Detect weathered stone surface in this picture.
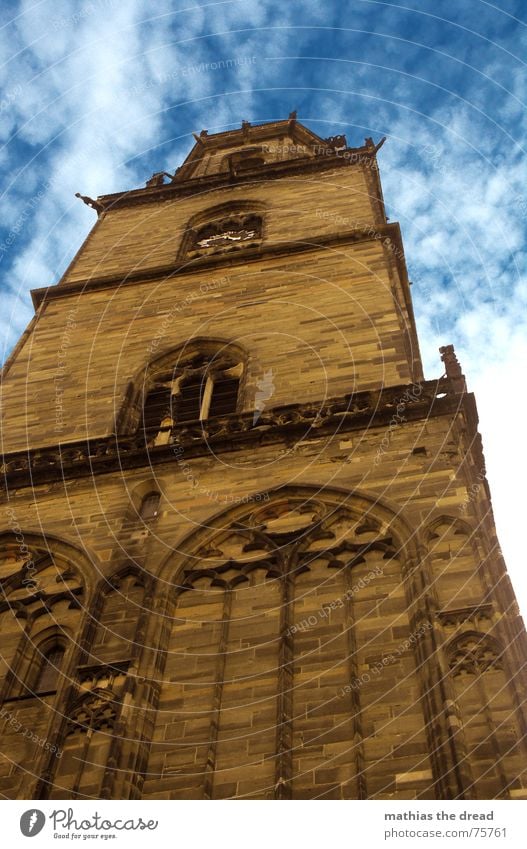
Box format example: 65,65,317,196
0,118,525,801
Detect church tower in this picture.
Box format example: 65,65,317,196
1,116,526,800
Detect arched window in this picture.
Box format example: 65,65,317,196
191,214,262,255
34,644,66,694
447,632,523,795
182,202,264,260
139,491,161,520
50,691,119,799
0,546,83,704
140,348,243,442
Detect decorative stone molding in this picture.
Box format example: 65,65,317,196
1,377,475,489
447,632,503,676
437,603,494,629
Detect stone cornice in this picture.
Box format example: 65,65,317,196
1,378,474,490
95,146,377,212
31,223,400,309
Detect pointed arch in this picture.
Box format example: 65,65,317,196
143,336,249,378
0,530,95,798
0,531,91,700
85,564,150,666
179,199,266,260
49,688,121,800
446,630,504,674
144,484,433,800
158,483,418,582
39,561,156,800
424,514,476,543
33,642,67,694
422,514,488,609
0,528,99,595
120,338,249,440
445,629,523,796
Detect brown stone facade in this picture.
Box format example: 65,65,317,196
1,118,526,800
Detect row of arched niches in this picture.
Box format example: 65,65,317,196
0,488,525,800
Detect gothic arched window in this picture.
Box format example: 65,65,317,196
447,632,523,796
0,546,83,703
182,202,264,260
50,690,119,799
142,493,424,801
140,348,243,442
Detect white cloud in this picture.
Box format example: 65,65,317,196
380,99,527,615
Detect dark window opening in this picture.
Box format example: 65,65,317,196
207,377,240,418
235,156,265,171
175,377,205,422
35,646,65,694
140,354,243,442
142,385,171,432
139,491,161,520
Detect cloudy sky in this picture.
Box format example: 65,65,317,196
1,0,526,610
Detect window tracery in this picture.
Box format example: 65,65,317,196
141,348,242,443
446,631,521,794
145,494,416,800
67,690,119,736
448,632,502,676
186,212,262,258
0,548,84,701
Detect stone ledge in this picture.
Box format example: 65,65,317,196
1,378,470,489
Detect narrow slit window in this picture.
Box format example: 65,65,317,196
35,646,65,694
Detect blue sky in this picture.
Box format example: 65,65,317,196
0,0,526,607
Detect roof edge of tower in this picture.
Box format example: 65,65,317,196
94,143,383,212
